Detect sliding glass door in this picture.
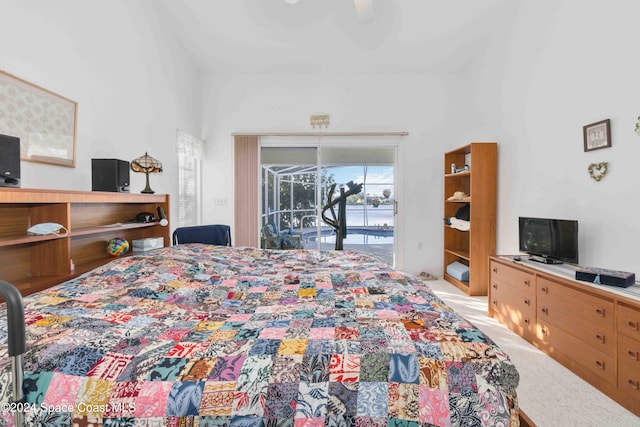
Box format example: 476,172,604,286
260,142,396,265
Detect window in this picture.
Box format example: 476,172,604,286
176,129,203,227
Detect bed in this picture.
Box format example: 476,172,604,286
0,244,520,426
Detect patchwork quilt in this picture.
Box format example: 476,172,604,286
0,245,519,426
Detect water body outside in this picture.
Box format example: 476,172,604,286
310,205,395,265
263,161,396,265
313,164,395,264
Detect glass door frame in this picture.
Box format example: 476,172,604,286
260,135,404,268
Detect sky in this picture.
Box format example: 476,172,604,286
328,165,394,198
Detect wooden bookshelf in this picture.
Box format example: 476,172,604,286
0,188,170,297
443,142,497,296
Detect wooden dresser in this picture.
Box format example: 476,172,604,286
489,255,640,416
0,188,170,297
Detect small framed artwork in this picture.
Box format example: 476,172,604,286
583,119,611,152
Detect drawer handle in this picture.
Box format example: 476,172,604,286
524,318,530,325
629,379,640,391
541,327,548,337
628,350,639,360
541,286,548,294
493,267,498,273
595,334,605,344
492,283,498,289
524,280,530,287
595,308,604,317
628,321,639,331
595,360,605,370
492,300,497,306
541,307,549,315
524,298,530,306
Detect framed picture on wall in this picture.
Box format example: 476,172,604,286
0,70,77,167
583,119,611,152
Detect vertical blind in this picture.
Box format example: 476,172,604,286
234,135,260,247
176,129,203,227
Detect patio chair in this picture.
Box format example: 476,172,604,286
261,222,302,249
172,224,232,246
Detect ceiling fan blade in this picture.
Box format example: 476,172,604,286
354,0,374,22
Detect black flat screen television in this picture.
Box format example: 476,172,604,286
519,217,579,264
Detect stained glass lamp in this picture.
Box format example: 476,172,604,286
130,152,162,194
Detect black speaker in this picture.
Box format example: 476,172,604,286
0,134,20,187
91,159,130,192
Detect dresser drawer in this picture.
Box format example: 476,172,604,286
490,279,536,340
618,303,640,341
537,282,615,355
490,260,534,295
538,276,614,329
538,321,615,385
618,333,640,399
537,307,615,356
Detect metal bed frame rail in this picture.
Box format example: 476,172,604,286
0,281,25,427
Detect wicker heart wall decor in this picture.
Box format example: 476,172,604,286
588,162,609,181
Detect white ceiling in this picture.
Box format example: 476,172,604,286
155,0,515,74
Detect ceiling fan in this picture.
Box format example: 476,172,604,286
353,0,374,22
284,0,374,22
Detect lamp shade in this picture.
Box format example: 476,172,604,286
131,152,162,194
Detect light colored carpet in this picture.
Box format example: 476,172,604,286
424,279,640,427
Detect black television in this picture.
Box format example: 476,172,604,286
518,217,579,264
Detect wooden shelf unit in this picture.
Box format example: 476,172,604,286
489,256,640,416
443,142,497,296
0,188,170,297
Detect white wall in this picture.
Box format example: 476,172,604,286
0,0,202,219
200,72,461,273
201,0,640,276
5,0,638,276
474,0,640,274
